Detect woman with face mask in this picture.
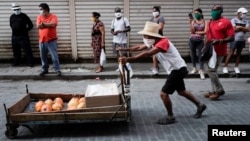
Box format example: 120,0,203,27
149,6,165,75
188,8,208,80
91,12,105,73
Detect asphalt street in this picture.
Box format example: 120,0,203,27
0,78,250,141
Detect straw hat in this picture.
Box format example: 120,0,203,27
11,3,21,10
138,22,163,38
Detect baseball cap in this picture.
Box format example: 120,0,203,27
237,7,248,13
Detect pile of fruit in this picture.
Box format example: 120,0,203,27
34,97,86,112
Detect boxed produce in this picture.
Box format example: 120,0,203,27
85,83,120,108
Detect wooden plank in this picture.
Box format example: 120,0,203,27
8,94,30,114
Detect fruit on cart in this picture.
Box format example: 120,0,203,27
35,100,44,112
44,98,54,106
67,97,79,107
77,102,86,109
54,97,64,105
79,97,86,103
52,102,63,111
41,104,52,112
67,105,77,110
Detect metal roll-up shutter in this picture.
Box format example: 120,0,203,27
0,0,71,61
200,0,250,55
129,0,193,56
75,0,123,59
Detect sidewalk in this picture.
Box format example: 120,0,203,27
0,62,249,80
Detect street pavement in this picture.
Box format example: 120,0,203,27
0,78,250,141
0,62,250,140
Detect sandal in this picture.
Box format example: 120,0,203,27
157,116,176,125
203,92,214,98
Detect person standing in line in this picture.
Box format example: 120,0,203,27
9,3,34,67
111,7,132,73
91,12,105,73
223,7,249,75
117,22,206,125
149,6,165,75
188,8,208,80
203,5,234,100
36,3,61,76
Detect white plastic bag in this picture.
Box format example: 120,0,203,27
208,46,217,69
100,48,106,66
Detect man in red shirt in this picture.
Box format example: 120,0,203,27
204,5,234,100
36,3,61,76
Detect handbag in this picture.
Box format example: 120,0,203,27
200,43,213,61
100,48,106,66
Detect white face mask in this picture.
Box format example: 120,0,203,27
152,11,160,17
241,13,247,19
115,12,122,18
14,9,21,15
143,38,155,48
39,10,44,15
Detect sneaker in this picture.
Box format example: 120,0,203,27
234,67,240,74
222,67,228,74
56,71,62,76
39,70,48,76
194,104,207,118
190,68,197,74
151,67,159,75
199,70,205,80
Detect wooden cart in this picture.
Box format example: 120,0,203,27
3,63,131,139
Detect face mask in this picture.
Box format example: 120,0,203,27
90,17,96,23
39,10,44,15
115,12,122,18
241,13,247,19
143,38,155,48
152,11,160,17
194,13,201,20
14,9,21,15
211,10,221,20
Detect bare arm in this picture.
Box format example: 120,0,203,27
118,44,148,52
120,47,161,63
235,26,250,32
189,20,195,34
195,20,208,35
99,25,105,48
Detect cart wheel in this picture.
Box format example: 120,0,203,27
5,128,18,139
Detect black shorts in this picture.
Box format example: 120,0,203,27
161,67,188,94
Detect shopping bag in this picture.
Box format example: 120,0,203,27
208,46,217,69
100,48,106,66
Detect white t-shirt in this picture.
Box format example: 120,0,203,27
148,38,187,74
111,17,130,44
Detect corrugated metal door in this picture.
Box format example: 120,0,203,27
75,0,123,59
129,0,194,56
0,0,71,60
199,0,250,55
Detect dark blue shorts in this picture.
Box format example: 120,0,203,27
161,67,188,94
230,41,246,50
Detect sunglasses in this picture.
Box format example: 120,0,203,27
13,9,20,11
